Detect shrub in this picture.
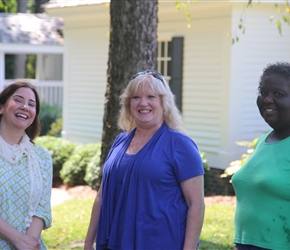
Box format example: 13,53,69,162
39,103,62,136
84,148,208,190
84,144,102,189
34,136,78,180
83,149,209,190
60,143,100,186
35,135,209,190
200,151,210,172
199,150,211,194
220,138,258,181
47,117,62,137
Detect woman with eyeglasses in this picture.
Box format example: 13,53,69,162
0,81,52,250
85,71,205,250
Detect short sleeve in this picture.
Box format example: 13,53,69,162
172,134,204,182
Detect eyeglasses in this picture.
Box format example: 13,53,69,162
131,70,164,85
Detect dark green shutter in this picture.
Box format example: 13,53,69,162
169,37,183,112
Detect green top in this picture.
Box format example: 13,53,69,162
232,132,290,249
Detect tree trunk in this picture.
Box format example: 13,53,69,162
34,0,48,13
100,0,158,167
17,0,27,12
14,54,26,78
14,0,28,79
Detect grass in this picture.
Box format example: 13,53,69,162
199,204,235,250
43,198,235,250
42,198,94,250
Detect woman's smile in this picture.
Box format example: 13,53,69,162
139,109,151,113
131,86,164,129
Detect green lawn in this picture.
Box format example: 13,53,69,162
200,204,235,250
43,198,235,250
42,198,93,250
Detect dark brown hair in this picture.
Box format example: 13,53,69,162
0,81,41,141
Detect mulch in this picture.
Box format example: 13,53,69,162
204,195,236,206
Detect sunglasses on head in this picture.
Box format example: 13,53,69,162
131,70,164,85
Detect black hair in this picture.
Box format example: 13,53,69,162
260,62,290,84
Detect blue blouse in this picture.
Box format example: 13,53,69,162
97,123,204,250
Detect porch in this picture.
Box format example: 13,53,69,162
3,79,63,108
0,13,64,108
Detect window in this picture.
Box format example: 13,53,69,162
157,37,183,111
157,41,172,83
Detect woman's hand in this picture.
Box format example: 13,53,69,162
13,234,39,250
84,185,102,250
181,175,205,250
0,217,39,250
84,241,95,250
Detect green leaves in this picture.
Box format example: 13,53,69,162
175,0,197,28
220,138,258,180
60,143,101,186
270,2,290,36
232,0,290,44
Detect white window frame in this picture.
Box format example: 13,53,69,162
157,40,171,83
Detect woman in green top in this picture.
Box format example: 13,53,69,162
232,62,290,250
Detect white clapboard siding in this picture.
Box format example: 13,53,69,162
46,1,290,169
236,5,290,142
183,18,229,168
62,26,108,144
227,4,290,169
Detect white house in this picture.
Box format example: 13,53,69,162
0,13,64,106
44,0,290,170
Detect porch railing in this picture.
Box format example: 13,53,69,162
4,80,63,108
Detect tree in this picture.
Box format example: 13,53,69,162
14,0,28,79
231,0,290,44
17,0,27,12
34,0,48,13
100,0,290,168
100,0,158,167
0,0,16,12
0,0,48,13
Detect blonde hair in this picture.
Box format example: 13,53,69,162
118,73,185,132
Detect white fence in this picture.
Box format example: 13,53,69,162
4,80,63,108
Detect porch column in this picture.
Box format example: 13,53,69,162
36,54,43,80
0,51,5,91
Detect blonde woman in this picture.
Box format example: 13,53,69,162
85,71,205,250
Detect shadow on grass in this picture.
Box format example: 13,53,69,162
199,240,233,250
